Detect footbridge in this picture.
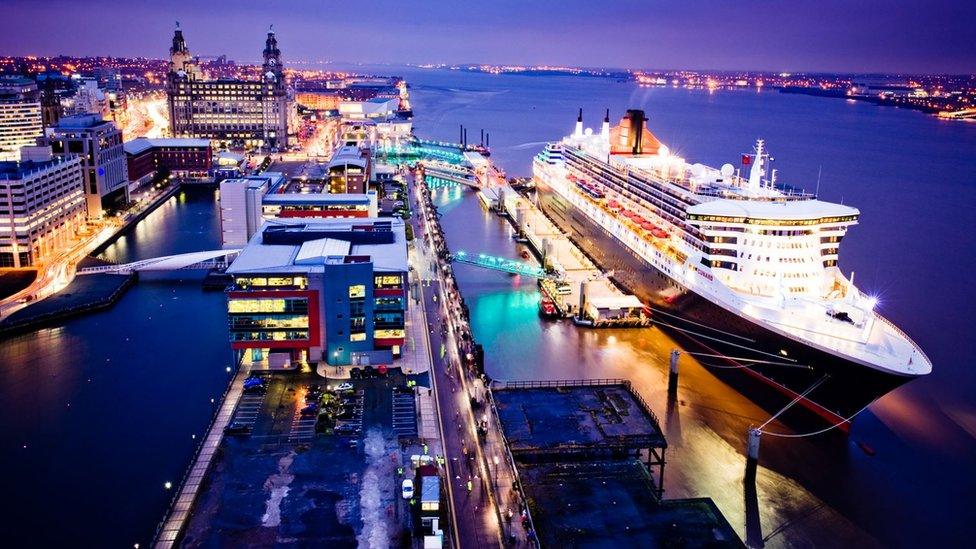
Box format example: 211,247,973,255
450,251,561,280
77,249,241,275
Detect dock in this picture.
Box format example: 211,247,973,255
480,187,647,326
491,379,742,548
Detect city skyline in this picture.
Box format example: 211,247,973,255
2,0,974,74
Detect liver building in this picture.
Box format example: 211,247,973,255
166,24,289,150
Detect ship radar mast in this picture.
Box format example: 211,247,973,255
574,108,584,138
747,138,767,192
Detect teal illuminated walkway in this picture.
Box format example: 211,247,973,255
451,251,558,280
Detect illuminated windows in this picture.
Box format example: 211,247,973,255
348,284,366,298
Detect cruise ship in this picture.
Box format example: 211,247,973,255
532,109,932,423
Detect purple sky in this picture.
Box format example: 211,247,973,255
2,0,973,73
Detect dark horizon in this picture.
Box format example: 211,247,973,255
1,0,973,75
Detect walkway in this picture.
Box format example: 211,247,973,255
154,365,250,548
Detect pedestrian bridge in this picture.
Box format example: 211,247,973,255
77,249,242,275
450,251,560,280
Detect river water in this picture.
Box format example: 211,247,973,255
0,67,973,546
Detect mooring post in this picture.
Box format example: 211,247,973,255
668,349,680,395
747,427,761,462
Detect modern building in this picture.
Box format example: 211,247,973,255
40,113,130,218
0,146,86,267
327,145,371,193
219,171,378,248
0,77,43,162
166,24,289,150
124,137,212,185
225,218,408,367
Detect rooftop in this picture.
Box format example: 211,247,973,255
519,460,742,548
54,113,111,129
227,218,407,275
0,156,75,180
493,380,666,455
123,137,211,155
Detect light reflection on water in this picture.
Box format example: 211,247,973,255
432,185,883,546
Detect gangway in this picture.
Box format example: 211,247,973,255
77,249,242,275
450,251,561,280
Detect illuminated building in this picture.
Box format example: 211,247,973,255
0,146,86,267
40,113,129,218
124,137,212,186
226,218,408,367
166,24,289,150
0,76,43,162
219,171,378,248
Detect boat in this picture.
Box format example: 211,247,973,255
531,108,932,424
539,296,560,319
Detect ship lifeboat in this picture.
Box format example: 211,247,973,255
651,228,668,239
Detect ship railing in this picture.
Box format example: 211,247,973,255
873,313,933,367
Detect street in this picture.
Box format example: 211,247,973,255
408,168,535,548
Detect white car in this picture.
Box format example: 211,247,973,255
401,478,414,500
336,382,354,391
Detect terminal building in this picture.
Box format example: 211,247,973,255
0,146,86,267
225,218,408,368
39,113,129,218
124,137,213,186
0,77,43,162
219,171,378,248
166,25,289,151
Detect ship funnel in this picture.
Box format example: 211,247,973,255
600,108,610,139
574,108,584,137
625,109,647,154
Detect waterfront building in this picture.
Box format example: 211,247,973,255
40,113,129,218
220,171,378,248
226,217,408,367
327,145,371,193
0,77,43,162
64,76,127,129
338,97,400,120
124,137,212,186
0,146,86,267
166,25,289,151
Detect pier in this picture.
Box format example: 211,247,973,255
479,185,647,326
491,379,741,548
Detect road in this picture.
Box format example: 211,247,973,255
409,169,535,548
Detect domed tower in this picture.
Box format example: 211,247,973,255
262,25,283,87
168,22,197,81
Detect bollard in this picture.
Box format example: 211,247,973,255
667,349,680,395
747,427,761,462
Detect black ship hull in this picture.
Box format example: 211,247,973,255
534,181,912,425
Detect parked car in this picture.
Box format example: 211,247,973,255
244,384,267,395
224,422,252,435
243,377,265,390
350,368,362,380
401,479,414,500
335,382,354,391
300,403,318,416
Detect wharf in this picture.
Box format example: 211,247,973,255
491,379,742,548
481,187,646,325
154,365,250,547
0,271,134,335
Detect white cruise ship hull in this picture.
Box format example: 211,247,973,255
534,178,910,425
